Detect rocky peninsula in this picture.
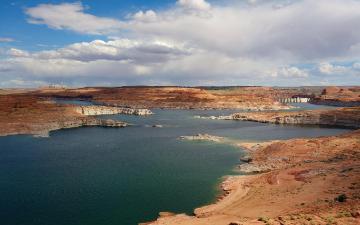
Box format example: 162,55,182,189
75,105,153,116
310,86,360,107
31,118,128,137
147,130,360,225
197,107,360,129
0,94,150,137
146,99,360,224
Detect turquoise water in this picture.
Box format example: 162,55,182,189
0,105,350,225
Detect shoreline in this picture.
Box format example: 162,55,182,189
0,95,151,137
148,130,360,225
196,107,360,129
1,89,359,224
53,97,293,111
0,117,129,138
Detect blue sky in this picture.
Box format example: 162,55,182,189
0,0,359,87
0,0,175,50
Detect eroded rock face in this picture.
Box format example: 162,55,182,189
75,105,153,116
147,130,360,225
230,107,360,128
21,118,128,137
0,95,129,136
34,86,295,111
311,86,360,106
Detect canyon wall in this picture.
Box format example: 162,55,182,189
34,87,293,110
30,118,128,137
0,95,130,137
75,106,153,116
310,86,360,107
230,107,360,128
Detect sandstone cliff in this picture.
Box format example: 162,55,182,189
31,118,128,137
34,86,293,110
75,105,153,116
311,86,360,106
230,107,360,128
0,95,129,137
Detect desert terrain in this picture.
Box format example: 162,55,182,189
0,94,151,137
311,86,360,106
230,107,360,129
32,86,295,110
1,86,359,225
147,130,360,225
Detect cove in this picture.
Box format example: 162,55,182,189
0,106,350,225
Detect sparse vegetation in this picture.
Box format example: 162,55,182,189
258,216,270,224
325,216,335,225
334,194,347,202
335,210,352,218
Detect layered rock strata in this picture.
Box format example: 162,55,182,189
230,107,360,128
311,86,360,107
31,118,127,137
34,86,293,111
75,105,153,116
0,95,130,137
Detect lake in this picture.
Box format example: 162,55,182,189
0,103,349,225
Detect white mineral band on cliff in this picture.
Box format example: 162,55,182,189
75,106,153,116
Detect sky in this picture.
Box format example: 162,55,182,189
0,0,359,87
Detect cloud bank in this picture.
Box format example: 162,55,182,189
1,0,359,87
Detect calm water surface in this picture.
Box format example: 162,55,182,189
0,103,350,225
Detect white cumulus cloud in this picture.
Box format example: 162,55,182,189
318,62,348,75
132,10,158,22
1,0,359,87
25,2,123,35
269,66,308,78
177,0,211,11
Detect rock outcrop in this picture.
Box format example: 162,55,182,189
147,130,360,225
75,105,153,116
230,107,360,128
34,86,294,111
32,118,128,137
0,95,129,137
311,86,360,106
179,133,224,142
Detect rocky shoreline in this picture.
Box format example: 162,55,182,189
1,87,359,225
231,107,360,128
1,116,128,137
309,86,360,107
31,118,128,137
147,130,360,225
197,107,360,129
34,86,295,111
310,99,360,107
0,95,149,137
75,105,153,116
147,105,360,225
